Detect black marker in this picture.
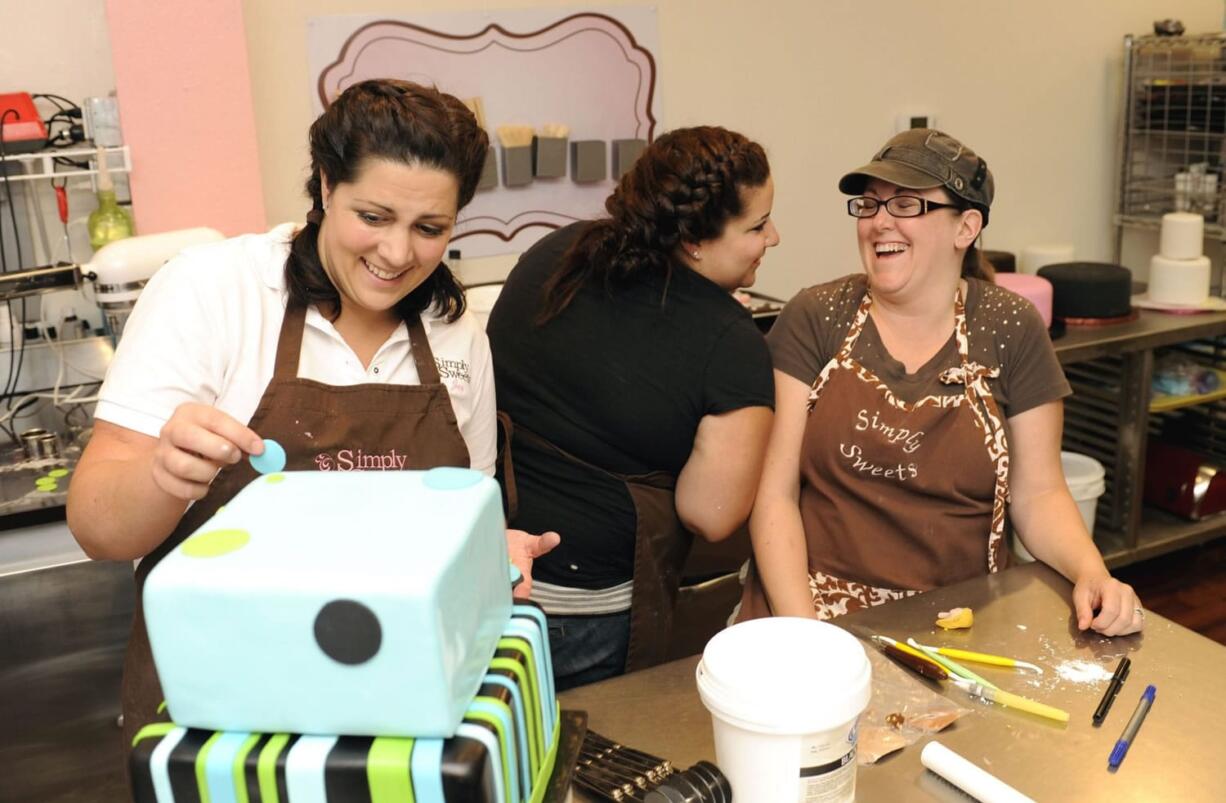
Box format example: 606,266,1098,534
1092,656,1131,725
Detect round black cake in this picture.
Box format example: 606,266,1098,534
983,249,1016,273
1037,262,1133,320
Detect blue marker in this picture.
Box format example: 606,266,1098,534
248,438,286,475
1108,684,1155,771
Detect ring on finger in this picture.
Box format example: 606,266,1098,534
1134,606,1145,619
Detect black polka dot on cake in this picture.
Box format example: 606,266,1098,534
314,599,382,665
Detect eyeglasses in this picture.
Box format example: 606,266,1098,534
847,195,962,218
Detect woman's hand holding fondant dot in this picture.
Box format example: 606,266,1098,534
249,438,287,475
153,403,264,501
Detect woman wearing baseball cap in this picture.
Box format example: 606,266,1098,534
740,128,1143,636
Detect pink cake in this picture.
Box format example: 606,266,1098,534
994,273,1053,327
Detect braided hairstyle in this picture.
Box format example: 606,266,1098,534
286,79,490,322
538,126,770,322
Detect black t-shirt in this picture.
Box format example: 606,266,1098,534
487,223,774,588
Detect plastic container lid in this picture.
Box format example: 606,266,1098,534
697,617,871,735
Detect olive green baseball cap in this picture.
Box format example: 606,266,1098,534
838,128,994,225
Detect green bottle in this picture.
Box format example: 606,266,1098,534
88,147,134,250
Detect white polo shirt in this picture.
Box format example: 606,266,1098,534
95,223,497,475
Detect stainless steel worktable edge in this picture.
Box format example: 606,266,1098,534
559,563,1226,802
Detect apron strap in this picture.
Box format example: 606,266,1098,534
497,411,519,521
951,286,1011,573
837,288,874,360
272,299,309,382
406,315,442,384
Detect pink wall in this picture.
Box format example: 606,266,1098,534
105,0,266,237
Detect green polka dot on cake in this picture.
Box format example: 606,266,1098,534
182,528,250,558
36,482,58,493
264,473,286,484
48,469,69,478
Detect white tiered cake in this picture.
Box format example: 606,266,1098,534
1147,212,1211,306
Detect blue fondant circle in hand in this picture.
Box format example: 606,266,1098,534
423,466,483,490
249,438,287,475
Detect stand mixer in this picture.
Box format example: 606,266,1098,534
0,227,224,336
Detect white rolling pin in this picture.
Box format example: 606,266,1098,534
920,741,1035,803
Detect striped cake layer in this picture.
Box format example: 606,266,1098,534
132,604,558,803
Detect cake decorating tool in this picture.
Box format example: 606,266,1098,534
872,634,944,667
948,677,1070,723
908,638,1000,691
248,438,286,474
869,635,948,679
910,642,1044,674
879,642,950,681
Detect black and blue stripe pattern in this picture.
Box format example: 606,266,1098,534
131,603,559,803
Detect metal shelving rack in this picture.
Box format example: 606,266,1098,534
1054,314,1226,568
0,144,130,186
1114,32,1226,258
1073,31,1226,568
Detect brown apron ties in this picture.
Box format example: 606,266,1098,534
120,299,471,754
500,423,692,673
740,286,1010,621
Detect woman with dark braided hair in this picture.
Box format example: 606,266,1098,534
487,126,780,688
69,79,557,753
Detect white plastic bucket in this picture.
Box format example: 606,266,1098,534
696,617,871,803
1013,451,1106,562
1063,451,1106,530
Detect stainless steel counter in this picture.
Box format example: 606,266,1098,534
559,563,1226,802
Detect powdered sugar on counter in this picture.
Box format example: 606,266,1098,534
1005,633,1127,693
1054,659,1114,684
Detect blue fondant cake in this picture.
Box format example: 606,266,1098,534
143,468,513,738
131,606,561,803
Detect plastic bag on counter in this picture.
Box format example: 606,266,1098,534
1152,353,1220,398
856,645,971,764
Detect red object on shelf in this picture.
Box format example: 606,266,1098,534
54,185,68,223
1144,439,1226,520
0,92,48,154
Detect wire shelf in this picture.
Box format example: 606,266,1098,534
0,145,130,185
1117,33,1226,228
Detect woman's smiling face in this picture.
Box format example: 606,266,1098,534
318,157,460,323
690,176,781,291
856,178,973,298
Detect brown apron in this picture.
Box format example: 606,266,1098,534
740,286,1010,620
499,419,692,673
120,299,471,754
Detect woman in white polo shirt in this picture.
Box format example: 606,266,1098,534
66,79,556,754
